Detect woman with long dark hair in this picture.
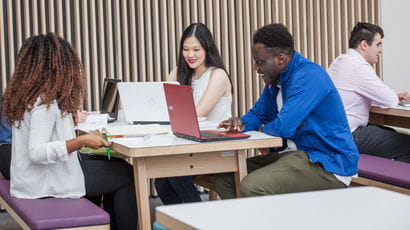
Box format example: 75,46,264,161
3,33,137,230
155,23,232,204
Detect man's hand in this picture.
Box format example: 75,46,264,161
258,148,270,155
217,117,246,132
397,92,410,101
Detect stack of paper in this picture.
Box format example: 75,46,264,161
75,113,108,132
103,124,171,136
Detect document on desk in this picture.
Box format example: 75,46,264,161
110,137,146,148
108,124,171,148
104,124,171,136
75,113,108,132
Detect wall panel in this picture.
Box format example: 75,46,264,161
1,0,381,114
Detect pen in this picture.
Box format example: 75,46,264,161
103,132,111,160
107,134,145,138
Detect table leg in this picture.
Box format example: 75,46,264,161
234,149,248,198
132,158,151,230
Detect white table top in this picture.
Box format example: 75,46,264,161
77,119,279,150
110,130,276,149
110,130,281,158
397,105,410,111
156,187,410,230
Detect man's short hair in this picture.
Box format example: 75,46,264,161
253,23,294,56
349,22,384,48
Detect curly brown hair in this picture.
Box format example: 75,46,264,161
3,33,85,127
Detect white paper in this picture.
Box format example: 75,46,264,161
103,124,171,136
75,113,108,132
111,137,145,148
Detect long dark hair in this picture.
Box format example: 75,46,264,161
176,23,229,85
3,33,85,127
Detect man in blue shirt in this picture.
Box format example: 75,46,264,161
0,112,12,179
215,23,359,198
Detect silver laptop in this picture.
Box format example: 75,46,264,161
117,82,179,124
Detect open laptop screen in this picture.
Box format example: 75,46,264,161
164,83,250,142
101,78,121,121
117,82,179,124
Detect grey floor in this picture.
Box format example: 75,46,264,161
0,194,210,230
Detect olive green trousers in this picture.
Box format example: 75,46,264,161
215,150,346,199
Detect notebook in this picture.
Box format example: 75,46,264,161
101,78,121,122
163,83,250,142
117,82,179,124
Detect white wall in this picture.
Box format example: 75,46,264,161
381,0,410,93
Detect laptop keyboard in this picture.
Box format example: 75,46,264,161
200,131,225,138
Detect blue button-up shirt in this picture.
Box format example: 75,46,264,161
241,51,358,176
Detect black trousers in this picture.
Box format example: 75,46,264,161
0,144,11,179
353,124,410,163
80,155,137,230
155,176,201,205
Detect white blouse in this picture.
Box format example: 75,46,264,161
10,98,85,199
191,67,232,122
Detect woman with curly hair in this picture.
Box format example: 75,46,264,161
3,33,137,230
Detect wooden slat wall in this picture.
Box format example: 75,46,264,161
0,0,381,115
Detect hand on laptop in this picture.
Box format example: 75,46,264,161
397,92,410,101
218,117,246,132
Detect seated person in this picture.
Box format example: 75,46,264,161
0,104,12,179
2,33,137,230
155,23,232,204
0,107,88,180
215,23,359,199
328,22,410,163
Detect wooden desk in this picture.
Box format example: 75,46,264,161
369,106,410,128
111,131,282,230
156,187,410,230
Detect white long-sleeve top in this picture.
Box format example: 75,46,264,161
328,49,398,132
10,98,85,199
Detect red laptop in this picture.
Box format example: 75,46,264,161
163,83,250,142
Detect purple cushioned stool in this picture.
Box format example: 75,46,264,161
352,154,410,195
0,178,110,230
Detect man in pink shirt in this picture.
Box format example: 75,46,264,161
328,22,410,163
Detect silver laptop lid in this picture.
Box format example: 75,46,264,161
117,82,179,124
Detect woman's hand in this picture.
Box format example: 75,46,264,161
397,92,410,101
82,132,110,149
258,148,270,155
75,110,90,123
66,132,110,153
